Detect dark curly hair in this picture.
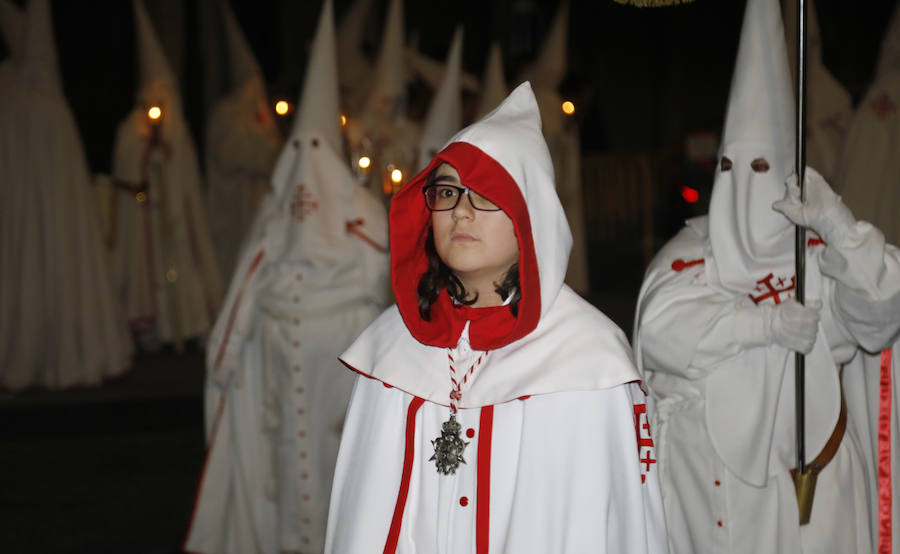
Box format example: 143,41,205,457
416,170,521,321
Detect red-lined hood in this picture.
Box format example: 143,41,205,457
389,82,572,351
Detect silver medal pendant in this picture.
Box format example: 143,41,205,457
430,414,468,475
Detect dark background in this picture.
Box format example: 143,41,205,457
1,0,898,551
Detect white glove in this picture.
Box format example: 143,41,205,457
762,298,822,354
772,167,856,245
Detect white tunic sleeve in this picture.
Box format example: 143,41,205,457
818,220,900,352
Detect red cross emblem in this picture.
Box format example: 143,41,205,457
748,273,795,305
290,185,319,222
633,403,656,484
870,92,896,121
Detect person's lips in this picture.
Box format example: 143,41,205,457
451,232,478,242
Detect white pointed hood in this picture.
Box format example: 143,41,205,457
783,0,852,180
707,0,796,297
416,27,463,171
475,42,507,119
876,3,900,79
364,0,406,118
336,0,373,110
340,81,639,408
519,1,568,91
20,0,61,93
271,0,342,198
133,0,180,109
221,1,263,88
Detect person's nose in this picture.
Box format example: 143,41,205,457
451,191,475,221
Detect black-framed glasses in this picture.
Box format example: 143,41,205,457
422,184,502,212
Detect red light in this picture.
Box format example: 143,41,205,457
681,186,699,203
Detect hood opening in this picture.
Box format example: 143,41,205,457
389,141,540,351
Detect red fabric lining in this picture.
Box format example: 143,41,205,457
383,397,425,554
213,249,265,368
182,393,227,552
388,142,540,351
878,348,893,554
476,406,494,554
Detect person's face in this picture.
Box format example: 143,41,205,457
430,163,519,288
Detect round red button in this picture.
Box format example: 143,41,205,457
717,520,723,527
466,428,475,438
459,496,469,507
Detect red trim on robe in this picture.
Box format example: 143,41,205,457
383,397,425,554
878,348,893,554
671,258,705,272
183,393,227,553
477,406,494,554
346,219,388,253
213,249,265,369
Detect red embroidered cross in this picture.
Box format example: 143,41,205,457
871,93,896,121
748,273,795,305
290,185,319,221
633,404,656,484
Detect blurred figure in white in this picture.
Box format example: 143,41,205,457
783,0,853,182
111,0,223,351
205,1,282,281
519,1,589,294
0,0,132,391
344,0,419,197
336,0,374,116
185,1,390,552
834,6,900,553
833,5,900,247
415,27,463,171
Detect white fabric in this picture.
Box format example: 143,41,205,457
0,0,23,88
634,213,900,553
327,82,668,553
205,15,282,281
0,0,132,391
336,0,373,114
111,0,222,345
416,27,463,171
832,6,900,247
185,2,391,551
327,378,668,554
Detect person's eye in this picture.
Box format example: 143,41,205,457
438,187,457,199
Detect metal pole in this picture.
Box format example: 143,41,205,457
794,0,808,477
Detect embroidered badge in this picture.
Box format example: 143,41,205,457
870,92,896,121
748,272,795,305
290,185,319,222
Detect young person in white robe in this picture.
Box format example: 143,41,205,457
324,81,668,554
111,0,223,349
205,2,282,281
0,0,132,391
632,0,900,552
184,2,390,552
832,6,900,552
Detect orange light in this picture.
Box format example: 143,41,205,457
680,186,699,203
147,106,162,120
390,168,403,183
340,114,347,127
561,101,575,115
275,100,290,115
358,156,371,169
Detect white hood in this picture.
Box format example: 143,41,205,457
363,0,406,118
221,0,263,89
416,26,463,171
475,42,507,119
707,0,796,297
340,81,638,407
20,0,61,94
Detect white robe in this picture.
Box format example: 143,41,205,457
327,375,666,553
635,216,900,554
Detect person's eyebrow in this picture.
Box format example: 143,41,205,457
432,174,460,185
